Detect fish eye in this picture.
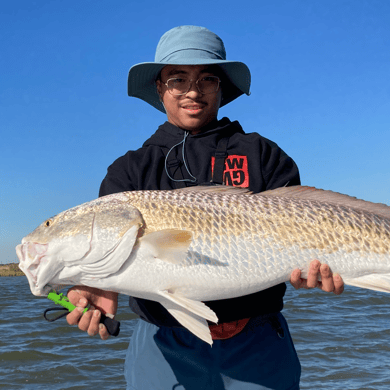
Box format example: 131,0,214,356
44,219,53,227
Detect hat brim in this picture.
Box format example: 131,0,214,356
127,59,251,113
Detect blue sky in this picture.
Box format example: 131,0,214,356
1,0,389,264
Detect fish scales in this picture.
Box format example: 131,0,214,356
125,190,389,256
16,185,390,344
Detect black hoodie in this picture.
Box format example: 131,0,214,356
99,117,301,327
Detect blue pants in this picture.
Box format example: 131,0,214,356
125,313,301,390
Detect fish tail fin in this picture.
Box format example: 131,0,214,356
344,274,390,293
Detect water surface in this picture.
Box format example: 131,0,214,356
1,277,389,389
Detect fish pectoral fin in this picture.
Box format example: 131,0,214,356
344,274,390,293
138,229,192,264
158,291,218,346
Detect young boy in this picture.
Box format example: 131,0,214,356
67,25,344,389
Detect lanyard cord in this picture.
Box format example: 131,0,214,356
164,131,197,183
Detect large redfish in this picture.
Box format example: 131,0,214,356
16,186,390,345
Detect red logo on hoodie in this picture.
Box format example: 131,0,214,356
211,155,249,187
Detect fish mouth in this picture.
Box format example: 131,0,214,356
16,241,50,296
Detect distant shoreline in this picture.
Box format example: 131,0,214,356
0,263,24,277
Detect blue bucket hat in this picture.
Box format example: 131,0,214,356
128,25,251,113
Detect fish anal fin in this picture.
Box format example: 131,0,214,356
138,229,192,264
344,274,390,293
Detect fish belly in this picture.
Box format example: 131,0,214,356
99,232,389,303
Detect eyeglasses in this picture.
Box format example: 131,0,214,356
163,76,221,95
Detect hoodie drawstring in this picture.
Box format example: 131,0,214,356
164,131,197,184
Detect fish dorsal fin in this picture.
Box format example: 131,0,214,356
138,229,192,264
175,185,252,195
258,185,390,220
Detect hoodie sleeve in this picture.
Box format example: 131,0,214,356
260,137,301,191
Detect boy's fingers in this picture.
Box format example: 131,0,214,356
306,260,321,288
99,323,110,340
290,268,303,289
77,305,95,332
319,264,334,292
333,274,345,295
66,298,88,326
85,309,101,336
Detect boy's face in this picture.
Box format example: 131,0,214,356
156,65,222,134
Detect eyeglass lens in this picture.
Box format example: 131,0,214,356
167,77,220,95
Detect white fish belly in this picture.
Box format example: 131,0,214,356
120,234,390,302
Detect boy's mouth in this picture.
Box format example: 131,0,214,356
182,104,205,113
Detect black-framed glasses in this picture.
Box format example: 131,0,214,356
163,76,221,95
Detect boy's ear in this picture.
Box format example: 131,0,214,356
156,80,162,100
